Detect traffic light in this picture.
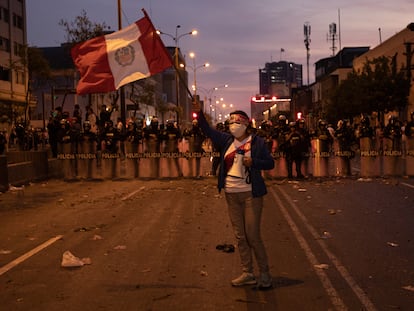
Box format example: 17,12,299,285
192,112,198,119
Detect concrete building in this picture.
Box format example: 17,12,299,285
353,23,414,119
0,0,33,129
259,61,302,96
311,47,369,120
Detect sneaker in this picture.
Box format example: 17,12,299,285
256,273,273,290
231,272,257,286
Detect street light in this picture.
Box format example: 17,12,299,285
218,102,233,122
197,84,229,120
157,26,197,124
180,52,209,110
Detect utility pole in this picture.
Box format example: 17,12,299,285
304,22,311,86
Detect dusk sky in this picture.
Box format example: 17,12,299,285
26,0,414,115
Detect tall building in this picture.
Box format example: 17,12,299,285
259,61,303,96
0,0,32,126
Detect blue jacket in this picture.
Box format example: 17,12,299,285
198,111,274,197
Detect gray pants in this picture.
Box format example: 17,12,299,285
225,192,270,274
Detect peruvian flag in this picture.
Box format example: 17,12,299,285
71,9,173,95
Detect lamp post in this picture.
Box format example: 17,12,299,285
197,85,228,120
157,26,197,124
182,52,209,111
217,101,233,122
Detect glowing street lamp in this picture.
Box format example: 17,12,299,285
157,25,197,123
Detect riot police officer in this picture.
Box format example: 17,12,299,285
335,120,355,153
297,118,310,176
404,112,414,138
334,119,355,176
100,120,119,154
161,120,183,177
257,120,274,152
273,115,289,153
183,119,205,178
144,117,161,177
125,118,144,178
312,119,333,145
285,122,304,179
383,115,402,151
358,114,374,138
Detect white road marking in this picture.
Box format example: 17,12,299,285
269,188,348,311
121,186,146,201
401,182,414,189
0,235,63,276
272,186,378,311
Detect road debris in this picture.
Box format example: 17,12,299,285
402,285,414,292
114,245,127,250
91,234,103,240
216,244,235,253
314,264,329,269
61,250,91,268
321,231,332,239
387,242,399,247
200,270,208,276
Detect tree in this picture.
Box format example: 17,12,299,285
58,9,111,44
330,56,410,122
27,46,51,86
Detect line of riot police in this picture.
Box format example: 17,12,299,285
254,112,414,178
53,111,209,180
44,105,414,179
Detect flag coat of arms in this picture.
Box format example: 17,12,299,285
71,10,172,94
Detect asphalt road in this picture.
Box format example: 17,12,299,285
0,176,414,310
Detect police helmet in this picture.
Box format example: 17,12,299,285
297,118,306,125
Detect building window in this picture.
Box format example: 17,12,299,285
0,67,11,81
13,13,23,29
15,70,25,84
0,7,9,23
0,36,11,52
13,42,24,56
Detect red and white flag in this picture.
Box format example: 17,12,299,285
71,10,172,95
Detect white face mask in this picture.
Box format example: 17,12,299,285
229,123,247,139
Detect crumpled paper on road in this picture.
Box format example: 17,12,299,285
61,250,91,268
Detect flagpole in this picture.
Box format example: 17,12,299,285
117,0,126,127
